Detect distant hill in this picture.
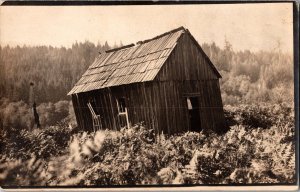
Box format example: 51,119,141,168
0,40,293,105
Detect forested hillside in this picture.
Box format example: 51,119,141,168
0,41,293,104
0,40,293,105
201,41,293,105
0,41,114,103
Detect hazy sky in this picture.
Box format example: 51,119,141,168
0,3,293,53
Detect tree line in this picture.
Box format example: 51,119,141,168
0,41,114,103
0,40,294,105
201,41,293,105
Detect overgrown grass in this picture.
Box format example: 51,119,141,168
0,103,296,186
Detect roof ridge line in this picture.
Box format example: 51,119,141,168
104,26,186,53
105,43,135,53
137,26,186,44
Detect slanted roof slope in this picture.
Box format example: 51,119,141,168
68,26,221,95
68,27,186,95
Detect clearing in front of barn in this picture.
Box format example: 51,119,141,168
0,103,296,186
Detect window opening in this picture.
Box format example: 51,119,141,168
117,98,126,114
87,99,102,132
116,97,129,128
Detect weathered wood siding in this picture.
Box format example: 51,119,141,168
156,32,219,81
72,83,159,133
72,80,225,134
153,31,225,133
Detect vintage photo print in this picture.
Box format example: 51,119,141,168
0,1,298,191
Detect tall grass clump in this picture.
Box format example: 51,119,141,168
0,103,295,186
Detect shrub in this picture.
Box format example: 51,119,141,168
0,103,295,186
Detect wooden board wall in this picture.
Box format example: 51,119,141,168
156,32,219,81
72,79,225,134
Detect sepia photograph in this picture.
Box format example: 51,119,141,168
0,1,298,190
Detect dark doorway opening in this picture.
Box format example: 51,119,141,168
186,97,202,132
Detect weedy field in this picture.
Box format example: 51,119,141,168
0,103,296,186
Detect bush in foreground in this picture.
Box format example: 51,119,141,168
0,103,296,186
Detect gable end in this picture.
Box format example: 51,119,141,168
155,30,222,81
186,29,222,78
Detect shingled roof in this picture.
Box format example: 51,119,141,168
68,27,220,95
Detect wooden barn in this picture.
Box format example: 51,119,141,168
68,27,225,134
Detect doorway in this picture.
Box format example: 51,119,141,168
186,97,202,132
